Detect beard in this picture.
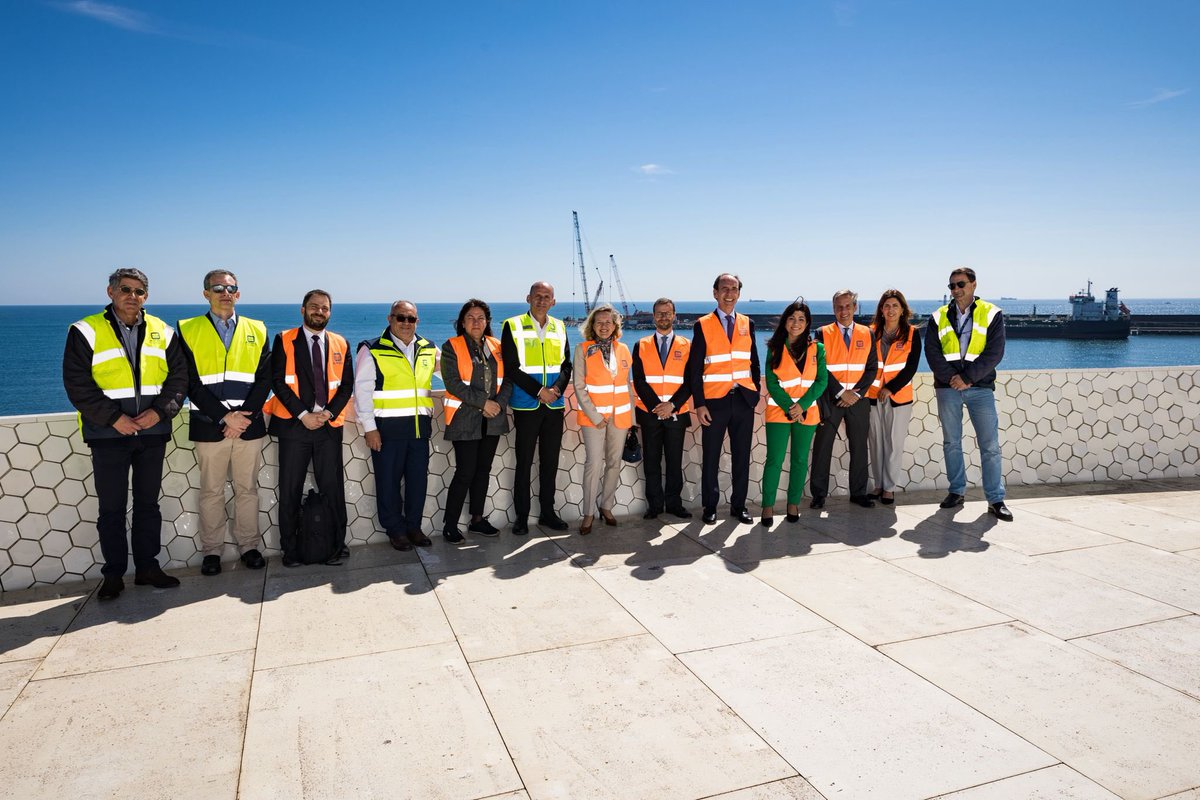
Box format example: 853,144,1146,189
304,312,329,331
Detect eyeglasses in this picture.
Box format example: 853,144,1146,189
393,314,418,323
947,280,971,290
207,284,238,294
118,285,147,297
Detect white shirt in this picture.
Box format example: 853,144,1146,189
353,332,439,433
301,325,327,413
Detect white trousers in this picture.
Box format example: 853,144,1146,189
581,424,625,515
868,402,913,492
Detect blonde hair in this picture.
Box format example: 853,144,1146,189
580,303,623,341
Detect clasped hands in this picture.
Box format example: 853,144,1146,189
112,409,162,435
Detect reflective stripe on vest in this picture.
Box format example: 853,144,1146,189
935,299,999,363
72,311,172,406
764,344,821,425
503,313,567,410
178,315,266,411
577,340,633,429
368,335,436,435
443,335,504,426
264,328,349,427
866,326,916,404
821,322,872,387
634,334,692,414
699,312,754,398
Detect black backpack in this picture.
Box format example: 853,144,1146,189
298,489,340,564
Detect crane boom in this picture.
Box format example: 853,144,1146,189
592,279,604,309
573,211,591,313
609,254,636,318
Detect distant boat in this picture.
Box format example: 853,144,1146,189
747,299,766,303
1001,296,1018,300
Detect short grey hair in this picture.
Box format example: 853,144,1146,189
832,288,858,305
203,269,237,289
109,268,148,292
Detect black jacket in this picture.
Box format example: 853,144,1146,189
179,314,272,442
267,328,355,439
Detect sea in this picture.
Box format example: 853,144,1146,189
5,298,1200,417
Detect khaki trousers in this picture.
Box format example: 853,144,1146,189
195,437,264,556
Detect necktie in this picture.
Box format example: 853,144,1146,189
724,314,734,341
842,326,851,348
311,334,326,405
658,334,670,365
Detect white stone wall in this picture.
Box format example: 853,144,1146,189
2,366,1198,592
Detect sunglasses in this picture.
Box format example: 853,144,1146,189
207,284,238,294
393,314,418,323
117,285,147,297
947,280,971,290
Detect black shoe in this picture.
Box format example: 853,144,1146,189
97,575,124,600
786,513,800,523
733,509,754,525
537,514,570,531
201,555,221,576
809,497,825,510
337,545,350,559
443,527,466,544
880,495,895,506
760,516,774,529
643,509,660,520
702,508,717,525
512,521,529,536
666,506,693,519
467,519,500,537
406,529,432,548
939,493,965,509
388,534,413,552
240,549,266,570
281,555,302,568
850,495,876,509
988,502,1014,522
134,565,180,589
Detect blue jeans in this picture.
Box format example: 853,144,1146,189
935,387,1005,503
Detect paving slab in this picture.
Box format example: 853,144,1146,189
555,520,715,569
681,519,849,568
908,504,1121,556
749,549,1009,645
472,634,794,800
707,777,827,799
930,764,1121,799
815,506,992,560
881,622,1200,800
1114,489,1200,518
265,540,420,579
416,530,571,576
893,544,1183,639
585,554,829,654
1179,547,1200,562
256,562,452,670
0,650,252,799
36,569,263,678
0,585,87,662
1074,615,1200,700
681,627,1054,800
1023,497,1200,552
242,642,521,800
0,658,38,717
433,558,645,662
1039,542,1200,613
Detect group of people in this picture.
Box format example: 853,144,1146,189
63,267,1012,601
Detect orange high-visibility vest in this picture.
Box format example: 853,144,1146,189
442,335,504,426
577,340,633,430
264,328,349,427
699,312,754,398
820,322,872,390
866,326,916,405
634,334,691,414
764,344,821,425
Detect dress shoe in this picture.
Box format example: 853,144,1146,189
733,509,754,525
850,495,876,509
580,516,594,535
443,527,466,544
939,493,965,509
467,519,500,537
600,509,618,526
988,502,1014,522
760,516,774,529
643,509,660,520
538,514,570,531
512,521,529,536
666,506,693,519
337,545,350,559
786,513,801,523
281,555,302,568
201,555,221,576
240,549,266,570
134,565,180,589
809,497,825,510
880,493,895,506
406,529,433,548
702,508,717,525
97,575,124,600
388,534,413,552
786,504,800,523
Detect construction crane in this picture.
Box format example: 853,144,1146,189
572,211,592,313
609,254,638,319
591,279,604,310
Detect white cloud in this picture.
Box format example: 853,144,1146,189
636,164,673,176
1128,88,1189,108
58,1,159,34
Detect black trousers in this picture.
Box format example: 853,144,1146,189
699,393,754,513
512,406,564,520
277,430,347,559
91,435,168,576
636,408,687,512
445,435,500,527
809,399,871,499
372,436,429,535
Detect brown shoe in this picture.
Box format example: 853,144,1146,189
580,515,594,535
600,509,618,526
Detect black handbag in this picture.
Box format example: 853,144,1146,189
622,426,643,464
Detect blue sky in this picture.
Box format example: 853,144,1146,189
2,0,1197,305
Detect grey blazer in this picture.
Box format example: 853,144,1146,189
441,336,513,441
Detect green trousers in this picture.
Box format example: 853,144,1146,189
762,421,817,508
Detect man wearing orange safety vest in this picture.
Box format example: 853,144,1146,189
632,297,693,520
266,289,355,566
810,289,878,509
686,274,762,525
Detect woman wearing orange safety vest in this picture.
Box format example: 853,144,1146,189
440,299,513,543
572,304,634,535
866,289,922,505
761,299,828,528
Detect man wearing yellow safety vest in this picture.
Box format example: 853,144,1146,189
178,270,272,576
924,267,1013,522
354,300,440,551
500,281,573,535
63,268,188,601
